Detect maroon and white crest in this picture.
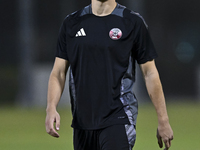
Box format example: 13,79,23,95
109,28,122,40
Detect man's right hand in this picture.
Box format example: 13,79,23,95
45,108,60,138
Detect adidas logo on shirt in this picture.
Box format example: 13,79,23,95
76,28,86,37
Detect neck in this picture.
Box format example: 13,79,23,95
91,0,117,16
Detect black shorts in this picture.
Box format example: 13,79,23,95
73,124,136,150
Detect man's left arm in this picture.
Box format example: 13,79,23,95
140,60,173,150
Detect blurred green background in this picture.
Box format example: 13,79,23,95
1,0,200,149
1,102,200,150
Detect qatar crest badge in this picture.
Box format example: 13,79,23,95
109,28,122,40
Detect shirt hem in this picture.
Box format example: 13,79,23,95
71,120,133,130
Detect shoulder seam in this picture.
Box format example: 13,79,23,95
123,9,148,28
130,11,148,28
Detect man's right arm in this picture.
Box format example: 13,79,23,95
45,57,69,138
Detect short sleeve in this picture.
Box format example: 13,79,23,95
132,17,158,64
55,19,69,60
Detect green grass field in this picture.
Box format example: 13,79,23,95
0,102,199,150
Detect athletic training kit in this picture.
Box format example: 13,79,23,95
56,3,157,150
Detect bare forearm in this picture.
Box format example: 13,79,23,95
141,61,173,149
145,71,169,124
47,72,66,111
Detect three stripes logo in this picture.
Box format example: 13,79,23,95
76,28,86,37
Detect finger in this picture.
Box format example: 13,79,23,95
164,140,170,150
46,118,60,138
48,128,60,138
157,130,163,148
170,136,174,140
55,116,60,131
164,146,168,150
169,139,171,147
157,136,163,148
168,137,173,148
45,118,53,133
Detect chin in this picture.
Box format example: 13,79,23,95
97,0,108,2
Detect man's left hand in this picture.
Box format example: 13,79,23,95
157,123,173,150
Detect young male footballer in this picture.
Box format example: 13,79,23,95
45,0,174,149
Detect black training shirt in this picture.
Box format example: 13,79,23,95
56,4,157,130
